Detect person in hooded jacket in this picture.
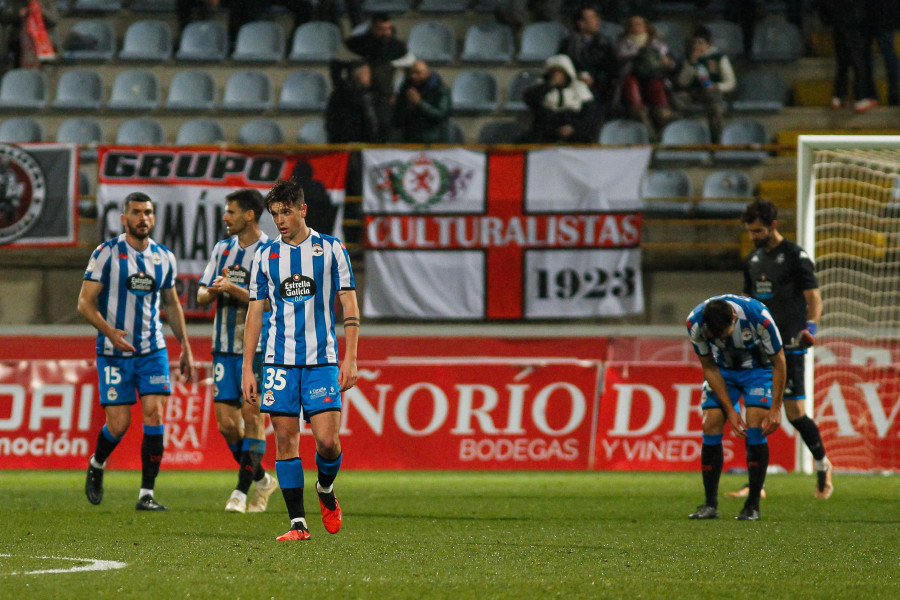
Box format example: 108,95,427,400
523,53,599,144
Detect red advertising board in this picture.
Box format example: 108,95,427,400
595,363,797,472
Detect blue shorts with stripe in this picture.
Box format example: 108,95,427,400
701,367,774,411
97,348,171,406
259,365,341,422
212,353,263,406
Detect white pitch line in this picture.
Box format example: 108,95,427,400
0,554,127,575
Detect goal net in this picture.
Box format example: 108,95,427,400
797,136,900,473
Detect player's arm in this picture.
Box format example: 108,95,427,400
77,279,136,352
762,349,786,435
161,287,194,383
338,289,359,392
242,299,265,405
196,284,219,307
797,288,823,347
698,353,747,438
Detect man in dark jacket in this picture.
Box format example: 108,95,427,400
392,60,451,144
866,0,900,105
557,6,618,118
345,12,411,142
325,61,379,143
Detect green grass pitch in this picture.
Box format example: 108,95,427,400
1,470,898,599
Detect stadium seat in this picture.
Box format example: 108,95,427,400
702,169,753,198
221,70,273,111
448,120,466,143
407,21,456,64
516,21,569,63
165,70,217,110
477,120,524,144
62,19,116,61
238,119,285,144
73,0,122,10
0,69,48,109
107,69,160,110
652,21,686,61
751,20,803,62
599,119,651,145
56,117,104,145
289,21,342,62
176,119,225,145
418,0,470,11
116,118,165,145
79,169,92,196
361,0,411,13
460,23,515,63
52,69,104,110
654,119,712,165
715,119,769,164
504,70,539,112
278,70,329,111
175,20,228,61
0,118,43,143
451,70,499,112
118,20,173,62
473,0,503,11
705,20,744,58
641,169,694,217
731,70,786,113
231,21,286,62
298,118,327,144
130,0,177,10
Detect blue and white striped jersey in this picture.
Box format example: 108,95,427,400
200,233,270,355
84,234,177,357
686,294,783,370
249,229,355,367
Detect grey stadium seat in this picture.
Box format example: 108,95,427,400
116,118,165,145
165,70,217,111
221,70,273,111
57,117,104,144
62,19,116,61
73,0,122,10
176,119,225,145
278,70,329,111
731,70,786,113
107,69,160,110
0,118,43,143
516,21,569,63
52,69,104,110
451,70,499,112
702,169,753,198
715,119,769,164
361,0,411,13
654,118,712,165
460,22,515,63
298,118,327,144
418,0,470,11
641,169,693,217
599,119,651,145
289,21,342,62
232,21,286,62
751,20,803,62
705,20,744,58
239,119,285,145
504,70,539,112
477,120,524,144
176,20,228,62
118,20,173,62
0,69,48,109
448,120,466,144
407,21,456,64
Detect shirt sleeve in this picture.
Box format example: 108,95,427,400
332,240,355,291
199,243,221,287
161,249,177,289
84,243,110,282
249,248,267,301
757,304,783,355
794,248,819,291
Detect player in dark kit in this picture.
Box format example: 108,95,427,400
732,199,833,499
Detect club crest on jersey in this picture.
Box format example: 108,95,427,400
126,271,156,296
312,243,324,257
263,390,275,406
151,252,162,265
226,265,250,286
279,273,316,303
742,328,752,341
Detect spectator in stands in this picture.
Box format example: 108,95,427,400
672,25,736,143
615,15,676,139
325,60,380,143
0,0,58,71
391,59,451,144
816,0,878,112
523,54,599,144
865,0,900,106
345,12,412,142
495,0,564,32
724,0,764,57
557,6,619,120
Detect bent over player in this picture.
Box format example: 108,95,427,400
731,199,833,499
198,188,278,513
242,178,359,541
686,294,785,521
78,192,194,511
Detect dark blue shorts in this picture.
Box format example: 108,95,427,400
701,367,774,411
259,365,341,422
213,353,263,405
97,348,170,406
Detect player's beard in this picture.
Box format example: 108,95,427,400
127,221,153,240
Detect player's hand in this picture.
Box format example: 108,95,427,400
761,407,782,436
338,359,357,392
180,350,194,383
110,329,136,353
797,321,817,348
242,369,258,406
727,410,747,439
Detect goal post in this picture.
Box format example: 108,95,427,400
797,135,900,474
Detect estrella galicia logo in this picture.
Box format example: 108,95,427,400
371,153,475,210
226,265,250,286
279,273,316,303
0,144,47,245
126,271,156,296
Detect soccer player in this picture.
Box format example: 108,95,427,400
241,178,359,541
78,192,194,511
686,294,785,521
729,199,833,499
197,189,279,514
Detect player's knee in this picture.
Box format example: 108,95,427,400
315,435,341,457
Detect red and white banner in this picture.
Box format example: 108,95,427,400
96,147,350,318
362,148,651,320
595,363,797,471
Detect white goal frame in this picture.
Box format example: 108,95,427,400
797,135,900,473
